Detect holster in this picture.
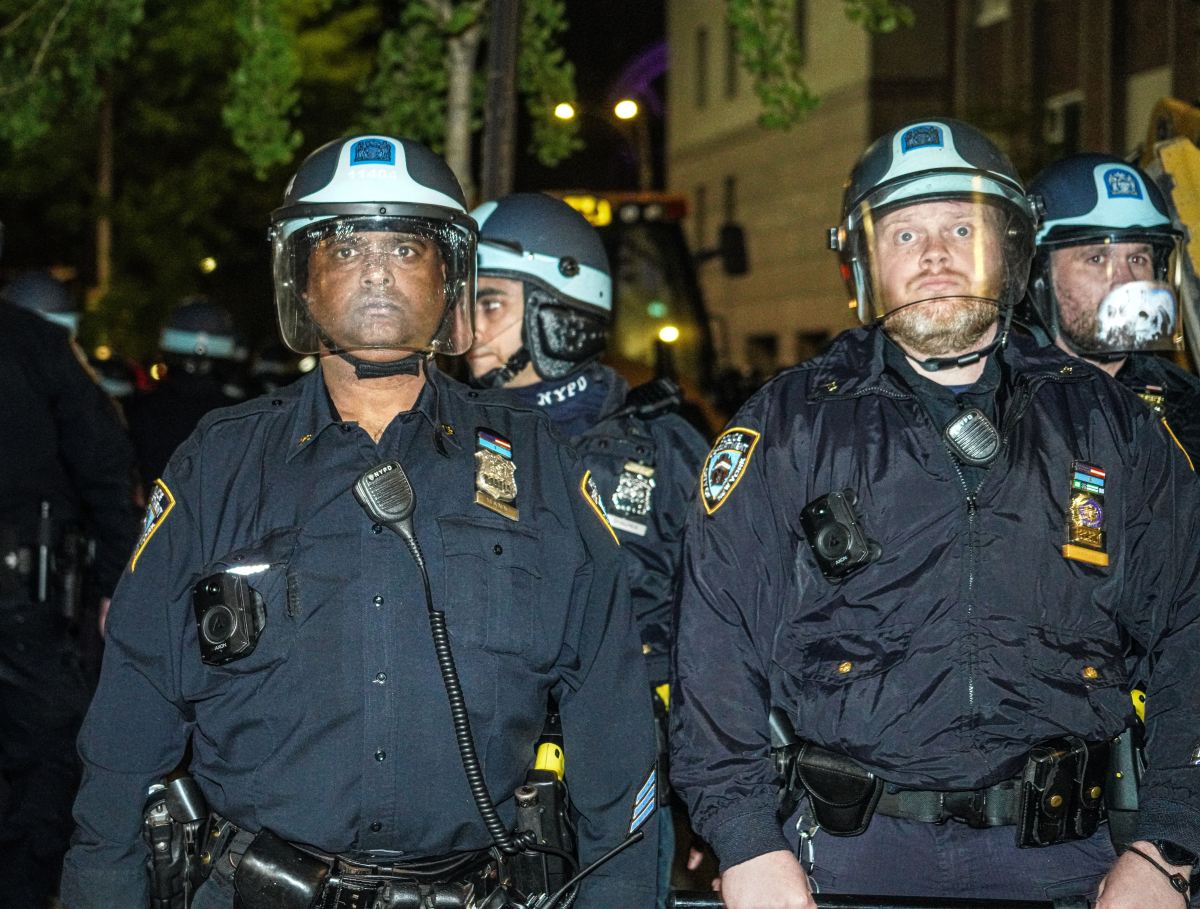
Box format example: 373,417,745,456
499,770,576,903
1016,735,1111,848
774,739,883,837
143,775,209,909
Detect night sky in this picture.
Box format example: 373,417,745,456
516,0,667,192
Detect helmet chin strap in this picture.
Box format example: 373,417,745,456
470,347,531,389
877,296,1012,372
313,323,425,378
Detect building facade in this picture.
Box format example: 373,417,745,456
667,0,1200,374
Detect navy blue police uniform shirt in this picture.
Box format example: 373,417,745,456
61,363,659,909
0,300,137,596
493,364,711,686
670,326,1200,872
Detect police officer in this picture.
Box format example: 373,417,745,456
124,297,248,487
1024,153,1200,466
61,136,658,909
3,269,80,336
465,193,710,903
0,232,139,907
670,119,1200,909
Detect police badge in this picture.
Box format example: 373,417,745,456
608,462,655,537
474,428,519,521
1063,460,1108,567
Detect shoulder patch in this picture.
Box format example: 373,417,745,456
701,427,761,514
130,479,176,572
580,470,619,545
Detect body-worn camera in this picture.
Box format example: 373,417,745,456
193,572,266,666
800,488,882,580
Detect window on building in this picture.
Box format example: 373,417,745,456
725,21,740,99
696,27,709,109
794,330,831,365
745,334,780,379
794,0,808,63
1045,90,1084,156
693,184,709,249
722,175,738,223
974,0,1010,28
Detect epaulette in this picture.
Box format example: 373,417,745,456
610,377,682,421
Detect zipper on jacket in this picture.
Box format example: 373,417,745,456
949,457,979,718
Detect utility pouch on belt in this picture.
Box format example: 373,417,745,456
234,829,330,909
770,707,882,837
1016,735,1110,848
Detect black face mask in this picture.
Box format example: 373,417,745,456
526,289,608,381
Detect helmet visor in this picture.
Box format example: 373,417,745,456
271,213,475,356
846,178,1035,325
1047,234,1184,353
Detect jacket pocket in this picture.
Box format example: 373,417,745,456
184,526,301,692
437,514,545,657
774,623,915,752
1024,625,1130,737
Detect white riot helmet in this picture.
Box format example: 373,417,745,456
830,119,1037,328
269,136,477,375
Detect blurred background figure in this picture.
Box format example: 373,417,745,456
0,228,139,908
2,270,79,337
124,295,247,486
247,338,311,397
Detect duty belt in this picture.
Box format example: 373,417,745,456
875,778,1020,828
210,815,496,909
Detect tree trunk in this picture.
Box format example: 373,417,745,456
444,14,484,203
480,0,520,201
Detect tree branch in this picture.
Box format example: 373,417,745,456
0,0,75,96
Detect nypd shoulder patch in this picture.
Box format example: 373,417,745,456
131,479,176,572
628,762,658,835
581,470,619,545
701,427,761,515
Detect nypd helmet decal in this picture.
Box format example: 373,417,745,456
350,138,395,166
900,124,943,154
1103,167,1142,199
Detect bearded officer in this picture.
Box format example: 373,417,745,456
61,136,658,909
1022,153,1200,467
670,119,1200,909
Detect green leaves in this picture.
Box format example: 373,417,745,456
517,0,579,166
223,0,302,179
727,0,914,130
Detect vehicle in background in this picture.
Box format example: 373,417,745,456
551,191,751,429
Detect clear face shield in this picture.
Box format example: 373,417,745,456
1047,234,1184,355
271,213,476,357
844,178,1034,329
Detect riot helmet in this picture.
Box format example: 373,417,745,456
830,119,1036,368
269,136,476,377
161,296,242,361
470,193,611,386
1026,154,1182,357
4,270,78,334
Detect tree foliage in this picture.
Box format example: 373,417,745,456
727,0,914,130
0,0,144,147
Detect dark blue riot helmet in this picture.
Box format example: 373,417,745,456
3,270,79,335
471,193,612,387
1025,154,1183,357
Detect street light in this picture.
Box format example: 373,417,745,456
613,98,639,120
554,102,576,121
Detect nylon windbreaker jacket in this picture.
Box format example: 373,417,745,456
671,326,1200,871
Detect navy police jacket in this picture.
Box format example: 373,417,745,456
62,364,658,909
573,368,709,686
1117,352,1200,471
0,300,137,597
670,326,1200,871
